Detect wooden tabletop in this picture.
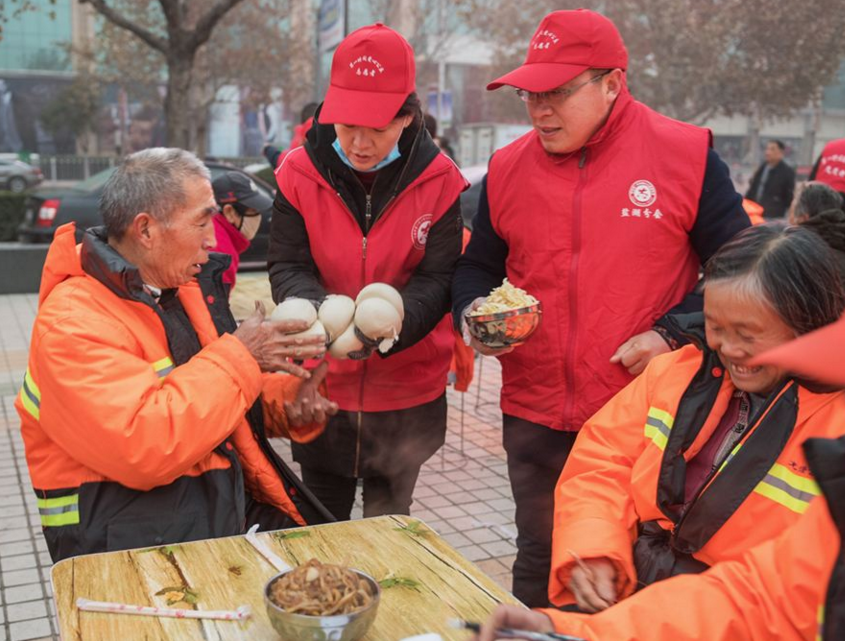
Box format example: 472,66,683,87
52,515,522,640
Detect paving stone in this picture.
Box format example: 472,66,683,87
4,568,42,586
0,527,33,543
9,617,53,641
481,539,518,557
470,488,502,502
2,553,39,571
464,527,502,544
3,582,44,604
455,544,490,562
432,505,466,520
7,599,49,622
461,501,495,516
419,495,452,509
0,540,36,556
441,531,472,549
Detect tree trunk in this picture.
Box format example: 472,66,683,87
165,55,194,150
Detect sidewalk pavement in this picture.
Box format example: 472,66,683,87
0,273,516,640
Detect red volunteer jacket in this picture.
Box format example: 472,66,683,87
276,146,466,412
487,88,710,430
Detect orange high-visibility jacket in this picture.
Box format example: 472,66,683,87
550,339,845,606
543,433,845,641
16,224,327,561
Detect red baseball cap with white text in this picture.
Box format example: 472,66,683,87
320,23,416,128
487,9,628,92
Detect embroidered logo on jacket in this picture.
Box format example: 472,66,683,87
411,214,433,250
629,180,657,207
621,180,665,220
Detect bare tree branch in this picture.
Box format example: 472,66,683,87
190,0,248,50
79,0,169,54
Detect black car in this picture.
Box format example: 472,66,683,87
17,161,275,268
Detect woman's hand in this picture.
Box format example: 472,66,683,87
473,604,554,641
568,556,618,613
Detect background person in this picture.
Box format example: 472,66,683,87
268,24,467,521
16,148,337,562
788,181,845,285
211,170,273,295
451,8,749,607
745,139,796,219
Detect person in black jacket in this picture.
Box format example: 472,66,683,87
267,24,466,521
745,140,796,219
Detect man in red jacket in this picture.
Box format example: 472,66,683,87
452,9,749,607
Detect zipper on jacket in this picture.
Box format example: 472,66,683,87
562,148,589,426
674,383,792,531
353,232,369,477
365,194,373,231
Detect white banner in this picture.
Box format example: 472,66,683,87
318,0,345,53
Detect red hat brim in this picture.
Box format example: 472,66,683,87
487,62,590,92
750,315,845,386
319,84,408,129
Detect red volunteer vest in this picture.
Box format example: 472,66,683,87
276,147,466,412
487,89,710,430
816,138,845,193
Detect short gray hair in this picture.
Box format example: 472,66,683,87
100,148,211,240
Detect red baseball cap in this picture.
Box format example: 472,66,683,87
320,23,416,128
750,315,845,387
487,9,628,92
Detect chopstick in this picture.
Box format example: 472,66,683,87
244,524,292,572
450,619,587,641
77,598,250,621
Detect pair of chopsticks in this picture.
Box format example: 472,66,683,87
77,524,290,622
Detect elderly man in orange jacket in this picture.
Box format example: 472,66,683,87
15,148,338,562
475,313,845,641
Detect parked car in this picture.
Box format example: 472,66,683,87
17,161,275,268
0,158,43,193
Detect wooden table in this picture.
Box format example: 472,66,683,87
52,515,522,640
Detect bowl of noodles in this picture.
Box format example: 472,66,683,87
264,559,381,641
465,279,542,348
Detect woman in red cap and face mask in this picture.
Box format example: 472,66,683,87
268,24,467,521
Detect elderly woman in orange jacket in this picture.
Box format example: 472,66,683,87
544,226,845,612
475,313,845,641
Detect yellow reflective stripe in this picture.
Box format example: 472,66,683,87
817,605,824,641
152,357,175,378
768,463,821,496
717,442,744,473
18,369,41,421
753,464,820,514
37,494,79,527
644,407,674,451
37,495,78,509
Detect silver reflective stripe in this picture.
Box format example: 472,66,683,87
38,504,78,516
645,415,671,437
762,473,818,504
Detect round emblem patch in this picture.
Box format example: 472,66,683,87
411,214,433,250
629,180,657,207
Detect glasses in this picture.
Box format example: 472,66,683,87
516,71,611,104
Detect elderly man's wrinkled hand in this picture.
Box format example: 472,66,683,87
233,302,327,377
284,362,338,427
473,604,554,641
